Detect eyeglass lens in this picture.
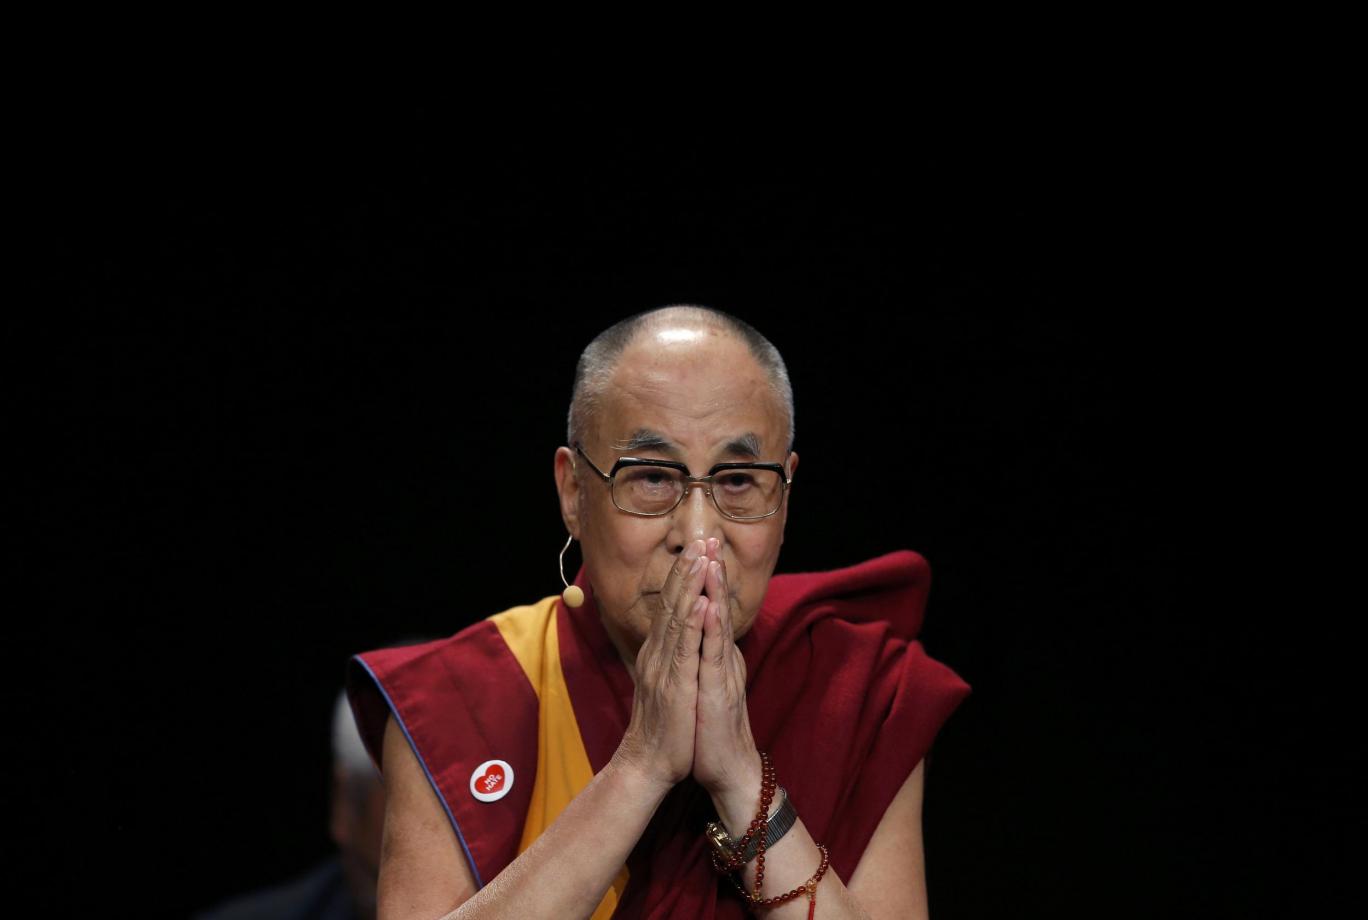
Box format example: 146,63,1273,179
613,466,784,518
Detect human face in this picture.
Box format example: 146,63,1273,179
554,326,799,668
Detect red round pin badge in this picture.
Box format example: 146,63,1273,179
470,759,514,802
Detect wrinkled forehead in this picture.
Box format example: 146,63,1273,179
592,333,788,460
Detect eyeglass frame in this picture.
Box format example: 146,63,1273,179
572,441,793,521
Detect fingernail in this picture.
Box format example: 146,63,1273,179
686,541,701,561
691,556,706,575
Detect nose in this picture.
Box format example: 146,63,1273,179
669,479,724,557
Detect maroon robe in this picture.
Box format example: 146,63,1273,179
347,549,971,917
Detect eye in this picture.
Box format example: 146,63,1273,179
717,471,757,491
620,466,679,491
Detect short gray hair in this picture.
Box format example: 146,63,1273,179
333,688,377,778
567,304,794,454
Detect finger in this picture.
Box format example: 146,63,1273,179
663,540,708,617
721,595,746,691
672,548,710,627
699,591,726,668
707,561,743,686
659,539,703,610
670,594,707,678
649,540,706,653
706,560,732,632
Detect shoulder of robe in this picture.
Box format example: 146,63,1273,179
344,600,553,772
760,549,933,641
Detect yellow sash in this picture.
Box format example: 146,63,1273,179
490,596,630,919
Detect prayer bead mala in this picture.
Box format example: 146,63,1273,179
711,752,832,918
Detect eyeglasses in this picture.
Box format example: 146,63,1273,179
573,441,792,521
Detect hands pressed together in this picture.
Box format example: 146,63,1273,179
613,538,763,827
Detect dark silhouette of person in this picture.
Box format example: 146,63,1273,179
196,689,384,920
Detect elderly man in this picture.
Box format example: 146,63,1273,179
347,305,970,919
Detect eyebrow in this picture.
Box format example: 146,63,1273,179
611,429,676,454
611,428,766,461
722,432,765,459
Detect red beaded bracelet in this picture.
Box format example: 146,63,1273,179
710,752,777,875
709,752,831,918
740,843,829,917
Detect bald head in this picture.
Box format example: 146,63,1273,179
567,304,794,452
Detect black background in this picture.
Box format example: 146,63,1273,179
16,100,1278,917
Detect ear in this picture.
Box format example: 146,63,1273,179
554,446,583,540
778,450,799,544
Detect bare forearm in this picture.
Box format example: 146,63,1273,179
731,818,871,920
441,756,670,920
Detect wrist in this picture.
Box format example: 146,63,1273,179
707,750,765,837
607,745,679,802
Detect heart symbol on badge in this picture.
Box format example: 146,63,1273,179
469,759,514,802
478,764,504,793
